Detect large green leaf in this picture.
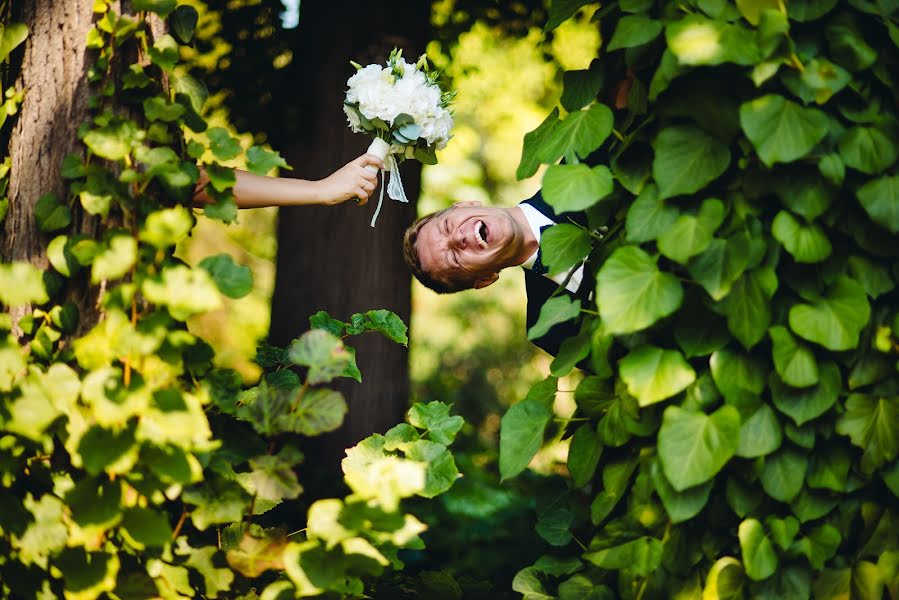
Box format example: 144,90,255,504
0,22,28,63
666,16,759,66
142,265,221,320
806,443,851,492
652,125,731,199
0,262,49,306
199,254,253,299
140,206,193,248
657,198,726,264
608,15,663,51
857,175,899,233
583,537,663,577
760,446,808,502
739,95,828,166
788,276,870,351
567,423,603,488
560,67,603,112
651,461,712,523
288,330,352,385
407,401,463,445
658,405,741,491
718,269,775,349
402,439,459,498
688,233,751,301
517,108,561,180
499,397,553,481
277,389,347,436
703,557,746,600
547,103,614,159
771,211,832,263
838,125,898,175
527,295,581,340
835,394,899,473
596,246,683,335
710,348,767,403
625,184,680,243
540,224,592,275
770,361,841,426
735,404,782,458
91,236,137,284
544,0,596,31
739,519,778,581
542,164,614,214
619,345,696,407
769,326,819,388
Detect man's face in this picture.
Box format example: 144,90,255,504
415,201,528,289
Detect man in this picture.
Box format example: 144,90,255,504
402,190,594,358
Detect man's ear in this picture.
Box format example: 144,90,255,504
453,200,482,208
473,272,499,289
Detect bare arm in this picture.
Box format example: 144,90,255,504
193,153,384,209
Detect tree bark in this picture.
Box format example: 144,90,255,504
269,1,432,462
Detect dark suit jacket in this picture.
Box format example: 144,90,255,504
520,191,593,358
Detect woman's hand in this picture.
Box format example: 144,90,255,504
315,153,384,205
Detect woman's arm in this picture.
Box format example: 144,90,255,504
194,153,384,209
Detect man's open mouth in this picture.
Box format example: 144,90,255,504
475,220,489,248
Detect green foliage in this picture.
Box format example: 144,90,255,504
507,0,899,597
0,4,462,598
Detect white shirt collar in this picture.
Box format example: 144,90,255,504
518,202,586,295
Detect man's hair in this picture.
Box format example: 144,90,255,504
402,208,474,294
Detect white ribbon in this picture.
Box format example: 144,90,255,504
366,137,409,228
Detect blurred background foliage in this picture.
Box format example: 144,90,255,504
178,0,600,593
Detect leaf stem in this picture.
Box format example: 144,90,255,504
171,508,188,540
580,308,600,316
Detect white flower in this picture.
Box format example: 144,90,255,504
343,104,363,132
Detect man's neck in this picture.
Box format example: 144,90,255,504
508,205,540,267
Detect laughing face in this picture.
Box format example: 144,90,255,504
414,201,537,290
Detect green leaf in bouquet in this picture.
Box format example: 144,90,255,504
499,396,552,481
608,15,663,51
288,329,352,385
34,193,72,233
408,401,464,445
657,198,726,264
738,518,778,581
247,145,290,175
170,4,199,44
658,405,740,491
771,211,831,263
620,345,695,407
527,295,581,341
398,122,422,140
199,253,253,299
542,164,613,214
739,94,828,166
857,174,899,233
788,276,870,351
760,445,807,502
596,246,683,335
414,145,438,165
652,125,730,199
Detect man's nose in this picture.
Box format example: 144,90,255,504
452,226,467,249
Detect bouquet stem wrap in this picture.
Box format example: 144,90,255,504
365,137,408,228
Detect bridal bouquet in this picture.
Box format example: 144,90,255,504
344,48,455,226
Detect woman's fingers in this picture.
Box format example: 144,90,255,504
355,153,384,170
355,187,369,205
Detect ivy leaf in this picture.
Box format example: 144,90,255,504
142,265,222,320
608,15,662,50
657,198,726,264
760,446,807,502
703,557,746,600
688,234,751,301
542,164,614,214
122,507,172,548
407,401,463,445
652,125,731,200
666,16,760,66
170,4,199,44
278,389,347,436
788,276,870,351
597,246,683,335
739,94,828,166
499,397,552,481
139,205,193,248
795,524,841,570
658,405,741,491
0,22,28,63
544,0,596,32
651,460,712,524
527,295,581,341
288,330,352,385
182,479,249,530
769,325,819,388
771,211,832,263
826,14,877,70
625,184,679,243
512,567,553,600
546,103,614,160
199,254,253,299
91,235,137,283
517,108,561,180
246,146,290,175
583,537,663,577
540,224,592,276
773,167,835,220
352,309,408,345
568,423,603,488
402,439,459,498
560,66,603,112
835,394,899,473
133,0,177,17
148,34,179,71
620,345,696,407
84,120,136,161
857,174,899,233
770,361,841,428
807,443,851,492
34,193,72,233
739,519,778,581
838,126,898,175
719,269,775,350
207,127,242,161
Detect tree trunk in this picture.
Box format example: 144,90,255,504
269,1,432,463
2,1,97,331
